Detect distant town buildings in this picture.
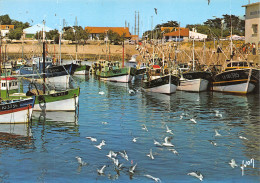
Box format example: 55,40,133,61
23,24,53,39
85,27,131,40
242,2,260,50
163,27,207,42
0,25,14,37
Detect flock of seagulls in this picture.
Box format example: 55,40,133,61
74,99,250,182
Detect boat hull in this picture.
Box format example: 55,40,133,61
0,98,35,124
33,88,80,111
212,68,258,94
99,67,136,83
142,75,179,94
177,78,209,92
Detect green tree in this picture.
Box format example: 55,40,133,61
8,28,23,40
0,14,12,24
46,29,60,43
63,26,89,43
107,30,121,45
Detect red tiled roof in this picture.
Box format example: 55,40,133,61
0,25,14,30
85,27,131,37
164,28,189,37
152,65,161,69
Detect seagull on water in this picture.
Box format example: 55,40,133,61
190,118,197,124
154,139,162,147
239,136,248,140
215,130,222,137
129,89,135,95
75,156,87,166
166,125,173,135
209,140,217,146
180,115,183,119
147,149,155,160
97,165,106,174
99,91,105,95
169,148,179,155
144,174,161,182
132,137,138,142
162,137,174,147
86,137,97,142
142,124,148,132
102,121,108,125
95,140,106,150
129,163,137,174
215,110,223,118
187,172,203,181
229,159,238,168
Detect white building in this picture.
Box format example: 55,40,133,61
189,28,208,41
23,24,53,39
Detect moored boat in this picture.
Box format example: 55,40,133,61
212,60,260,94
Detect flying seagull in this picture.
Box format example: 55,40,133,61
129,163,137,174
97,165,106,175
86,136,97,142
144,174,161,182
187,172,203,181
166,125,173,135
162,137,174,147
75,156,87,166
215,130,222,137
147,149,155,160
154,8,157,15
229,159,238,168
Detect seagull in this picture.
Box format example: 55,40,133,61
99,91,105,95
209,140,217,146
129,89,135,95
166,125,174,135
147,149,155,160
169,148,179,155
190,118,197,124
229,159,238,168
112,158,119,167
215,110,223,117
180,115,183,119
129,163,137,174
187,172,203,181
86,137,97,142
95,140,106,150
97,165,106,174
239,136,248,140
102,121,108,125
142,124,148,132
119,150,129,161
144,174,161,182
75,156,87,166
132,137,138,142
154,139,162,147
162,137,174,147
106,151,115,159
215,130,222,137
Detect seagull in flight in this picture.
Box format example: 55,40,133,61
154,139,162,147
86,136,97,142
239,136,248,140
132,137,138,142
169,148,179,155
99,91,105,95
215,130,222,137
229,159,238,168
75,156,87,166
147,149,155,160
119,150,129,161
209,140,217,146
162,137,174,147
129,163,137,174
142,124,148,132
165,125,173,135
187,172,203,181
97,165,106,175
95,140,106,150
144,174,161,182
106,151,117,159
190,118,197,124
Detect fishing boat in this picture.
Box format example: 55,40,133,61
95,61,136,83
72,60,91,75
212,60,259,94
142,65,179,94
177,39,212,92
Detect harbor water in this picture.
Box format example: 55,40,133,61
0,75,259,182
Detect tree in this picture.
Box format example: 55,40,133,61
63,26,89,43
8,28,23,40
107,30,121,45
0,14,12,24
46,29,60,44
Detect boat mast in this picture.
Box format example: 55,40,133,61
192,36,195,71
43,20,46,94
122,35,124,67
59,26,62,65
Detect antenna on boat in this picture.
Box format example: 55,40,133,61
192,34,195,71
42,19,46,94
230,0,233,61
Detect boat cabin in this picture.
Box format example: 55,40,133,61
0,77,21,98
225,60,254,71
32,56,53,71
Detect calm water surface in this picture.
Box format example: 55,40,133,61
0,75,259,183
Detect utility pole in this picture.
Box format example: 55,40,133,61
134,11,136,35
138,11,140,38
151,16,153,40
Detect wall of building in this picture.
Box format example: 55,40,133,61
244,3,260,52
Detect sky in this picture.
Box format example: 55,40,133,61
0,0,257,36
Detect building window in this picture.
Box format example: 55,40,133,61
252,24,258,37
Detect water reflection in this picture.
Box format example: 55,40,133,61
0,123,34,149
